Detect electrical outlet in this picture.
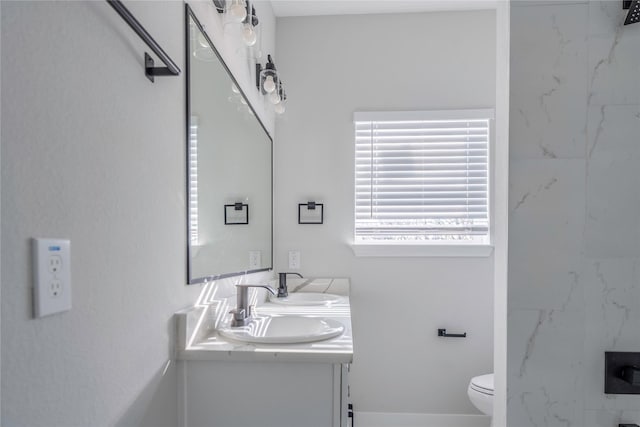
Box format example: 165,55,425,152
48,255,62,274
50,279,62,298
33,238,72,317
249,251,261,269
288,250,300,270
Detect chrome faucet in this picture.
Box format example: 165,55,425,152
230,284,277,327
277,272,304,298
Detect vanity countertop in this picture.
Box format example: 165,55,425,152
176,278,353,364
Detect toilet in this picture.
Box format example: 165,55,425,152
467,373,494,418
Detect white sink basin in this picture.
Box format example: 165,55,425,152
269,292,342,306
218,316,344,344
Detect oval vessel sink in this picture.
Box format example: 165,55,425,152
218,316,344,344
269,292,342,306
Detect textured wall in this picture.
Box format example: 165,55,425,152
1,1,275,426
275,11,496,415
508,1,640,426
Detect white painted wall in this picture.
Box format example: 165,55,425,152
1,1,275,426
275,11,496,414
508,1,640,426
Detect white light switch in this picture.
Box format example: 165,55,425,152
33,238,72,317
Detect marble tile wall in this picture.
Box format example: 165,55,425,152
509,2,640,426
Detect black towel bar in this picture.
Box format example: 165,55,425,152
107,0,181,82
438,328,467,338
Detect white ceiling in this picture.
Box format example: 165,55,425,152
269,0,497,17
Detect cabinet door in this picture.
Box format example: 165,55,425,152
183,360,336,427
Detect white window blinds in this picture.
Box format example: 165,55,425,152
189,115,199,245
354,110,493,244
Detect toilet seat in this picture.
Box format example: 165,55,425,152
470,374,494,396
467,373,494,417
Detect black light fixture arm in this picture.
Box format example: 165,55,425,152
243,1,259,26
212,0,226,13
106,0,181,82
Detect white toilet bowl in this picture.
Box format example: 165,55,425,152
467,373,494,416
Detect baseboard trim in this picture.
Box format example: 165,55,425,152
354,412,491,427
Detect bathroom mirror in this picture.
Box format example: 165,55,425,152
186,5,272,284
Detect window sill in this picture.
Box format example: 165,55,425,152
351,243,494,258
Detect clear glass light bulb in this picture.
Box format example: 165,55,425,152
269,90,281,104
263,75,276,93
231,84,240,94
228,1,246,23
274,102,286,114
242,24,257,46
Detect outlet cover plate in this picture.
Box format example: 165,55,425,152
33,238,72,317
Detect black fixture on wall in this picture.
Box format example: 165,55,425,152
604,351,640,394
212,0,226,13
106,0,181,82
623,0,640,25
438,328,467,338
298,202,324,224
256,55,278,94
224,203,249,225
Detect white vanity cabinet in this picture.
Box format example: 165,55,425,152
180,361,350,427
176,278,353,427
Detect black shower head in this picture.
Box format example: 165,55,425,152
623,0,640,25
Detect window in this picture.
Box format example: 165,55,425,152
354,109,493,253
189,115,199,245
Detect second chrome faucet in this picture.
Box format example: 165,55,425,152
231,284,276,327
230,272,304,327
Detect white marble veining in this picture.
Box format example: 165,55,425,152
588,31,640,106
584,409,640,427
510,2,640,426
509,159,585,310
508,309,585,427
176,278,353,363
585,105,640,257
582,258,640,412
510,3,588,159
588,0,631,36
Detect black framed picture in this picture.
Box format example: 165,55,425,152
298,202,323,224
224,203,249,225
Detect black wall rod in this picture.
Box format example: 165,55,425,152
106,0,181,82
438,328,467,338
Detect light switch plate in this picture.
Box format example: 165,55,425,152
33,238,72,317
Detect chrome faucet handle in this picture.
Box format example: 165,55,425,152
231,284,277,327
229,308,246,327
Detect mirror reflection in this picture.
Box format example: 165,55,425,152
186,7,272,283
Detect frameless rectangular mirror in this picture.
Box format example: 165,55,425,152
186,5,272,284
